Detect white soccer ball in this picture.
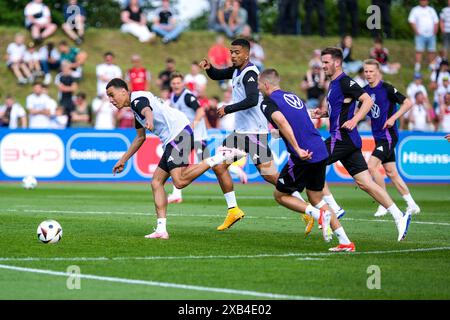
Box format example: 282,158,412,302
37,220,63,244
22,176,38,190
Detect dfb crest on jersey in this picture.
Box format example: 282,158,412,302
283,94,304,109
370,94,380,118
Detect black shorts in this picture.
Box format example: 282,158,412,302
325,137,368,176
372,139,397,164
276,158,327,194
158,126,194,173
222,132,273,166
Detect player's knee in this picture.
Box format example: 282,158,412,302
151,179,163,191
355,179,370,192
368,163,378,175
172,179,188,190
273,190,284,204
384,167,397,178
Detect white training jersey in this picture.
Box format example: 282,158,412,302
231,64,268,134
170,88,208,141
130,91,190,148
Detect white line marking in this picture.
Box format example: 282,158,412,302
4,208,450,226
0,264,330,300
1,247,449,262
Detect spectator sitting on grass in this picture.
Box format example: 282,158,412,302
24,0,57,44
62,0,86,45
58,40,88,80
369,37,401,75
5,33,33,85
120,0,156,43
151,0,187,44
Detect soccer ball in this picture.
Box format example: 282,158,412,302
22,176,38,190
37,220,63,244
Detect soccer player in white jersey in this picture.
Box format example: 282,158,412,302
106,78,245,239
166,72,209,203
200,38,314,233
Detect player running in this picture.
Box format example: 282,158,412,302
259,69,355,251
106,78,245,239
199,38,314,233
311,47,411,242
363,59,421,217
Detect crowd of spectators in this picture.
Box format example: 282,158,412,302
1,0,449,134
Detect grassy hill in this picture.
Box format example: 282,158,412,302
0,26,424,107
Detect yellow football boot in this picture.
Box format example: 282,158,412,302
217,207,245,231
302,213,314,237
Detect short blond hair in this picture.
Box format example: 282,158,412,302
363,59,381,70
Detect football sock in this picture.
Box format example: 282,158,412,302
387,204,403,222
323,194,341,213
305,204,321,220
334,227,351,245
291,191,305,202
156,218,167,233
402,193,417,207
171,186,182,198
376,204,387,213
224,191,237,209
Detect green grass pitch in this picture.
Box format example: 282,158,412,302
0,182,449,300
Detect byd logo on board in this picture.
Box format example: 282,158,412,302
66,133,130,178
0,133,64,177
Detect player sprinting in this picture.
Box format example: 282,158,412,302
311,47,411,242
166,72,209,203
106,78,245,239
259,68,355,251
363,59,421,217
199,38,314,233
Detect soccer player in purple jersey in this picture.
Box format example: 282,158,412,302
259,68,355,251
311,47,411,242
363,59,421,217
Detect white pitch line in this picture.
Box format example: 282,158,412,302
0,264,329,300
1,246,450,262
4,208,450,226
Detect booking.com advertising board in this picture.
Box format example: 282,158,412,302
0,128,449,183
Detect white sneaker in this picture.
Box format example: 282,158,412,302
218,146,246,164
396,212,412,241
43,73,52,85
374,206,388,217
167,193,182,204
319,209,332,242
406,204,420,215
336,207,346,219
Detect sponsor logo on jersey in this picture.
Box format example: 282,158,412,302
283,94,304,110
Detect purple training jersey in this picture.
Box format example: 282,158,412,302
261,89,328,163
327,72,366,151
364,81,405,146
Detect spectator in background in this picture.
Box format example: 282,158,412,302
277,0,300,35
125,54,151,92
0,95,27,129
429,60,450,91
151,0,187,44
441,1,450,56
39,42,60,85
218,90,235,132
5,33,33,85
409,91,433,132
50,106,68,129
208,35,232,90
62,0,86,45
96,52,122,97
241,25,264,71
55,60,78,123
353,67,368,88
159,88,172,108
340,35,363,74
70,92,92,128
26,82,56,129
434,76,450,111
185,61,208,97
214,0,247,39
408,0,439,72
300,61,326,109
120,0,156,43
92,94,116,130
303,0,326,37
372,0,392,38
157,57,176,91
407,72,428,104
116,107,135,129
440,92,450,132
241,0,259,35
23,42,43,79
205,95,221,129
369,37,401,74
24,0,57,44
338,0,359,37
58,40,88,80
208,0,221,31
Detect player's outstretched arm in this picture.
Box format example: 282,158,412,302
199,58,235,80
310,98,329,119
342,93,373,131
113,128,146,175
271,111,313,161
384,98,413,129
